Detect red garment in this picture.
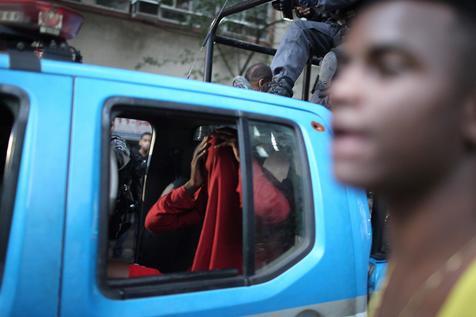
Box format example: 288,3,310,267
128,264,161,278
145,135,290,272
144,186,207,233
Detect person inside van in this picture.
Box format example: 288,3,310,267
145,128,291,272
331,0,476,315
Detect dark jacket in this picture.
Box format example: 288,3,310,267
299,0,361,10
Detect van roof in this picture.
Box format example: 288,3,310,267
0,52,330,120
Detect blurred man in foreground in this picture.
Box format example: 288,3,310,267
331,0,476,316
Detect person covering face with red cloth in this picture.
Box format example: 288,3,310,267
145,129,290,272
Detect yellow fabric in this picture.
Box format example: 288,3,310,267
438,260,476,317
367,280,385,317
367,261,476,317
367,291,381,317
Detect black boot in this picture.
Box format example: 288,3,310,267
267,76,294,97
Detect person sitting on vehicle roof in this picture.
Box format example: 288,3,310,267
232,63,273,92
267,0,364,97
145,128,291,272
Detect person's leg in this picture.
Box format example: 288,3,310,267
268,20,340,97
310,49,339,108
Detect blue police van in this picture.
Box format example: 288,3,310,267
0,1,387,316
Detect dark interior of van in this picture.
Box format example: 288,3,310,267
0,100,15,193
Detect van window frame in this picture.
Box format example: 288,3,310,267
99,97,315,299
0,85,30,284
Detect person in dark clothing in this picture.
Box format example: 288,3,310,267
268,0,363,97
109,133,136,257
130,132,152,201
138,132,152,158
110,131,151,258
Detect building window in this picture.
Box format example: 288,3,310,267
61,0,273,41
103,101,313,299
159,0,272,40
72,0,131,12
159,0,192,25
96,0,130,11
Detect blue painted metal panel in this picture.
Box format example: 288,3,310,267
0,69,72,317
62,77,370,317
0,54,9,69
11,54,327,119
369,258,388,294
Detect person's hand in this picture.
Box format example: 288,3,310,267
184,137,209,194
214,128,240,162
295,6,312,18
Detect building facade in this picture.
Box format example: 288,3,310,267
60,0,315,94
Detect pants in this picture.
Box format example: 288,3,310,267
271,19,342,83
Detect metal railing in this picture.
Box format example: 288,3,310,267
203,0,319,101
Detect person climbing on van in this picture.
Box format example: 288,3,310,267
145,128,291,272
268,0,363,97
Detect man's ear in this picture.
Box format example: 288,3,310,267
258,79,265,88
461,93,476,146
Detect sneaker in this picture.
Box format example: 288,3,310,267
315,50,338,98
267,76,294,97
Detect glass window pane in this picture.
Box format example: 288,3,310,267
245,6,269,25
176,0,191,10
160,8,189,23
95,0,130,11
161,0,174,6
248,121,305,270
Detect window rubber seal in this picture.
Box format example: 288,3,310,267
0,85,30,286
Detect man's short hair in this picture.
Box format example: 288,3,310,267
141,132,152,139
245,63,272,83
389,0,476,85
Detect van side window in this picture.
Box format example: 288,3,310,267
0,91,28,282
104,105,313,298
248,121,306,270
